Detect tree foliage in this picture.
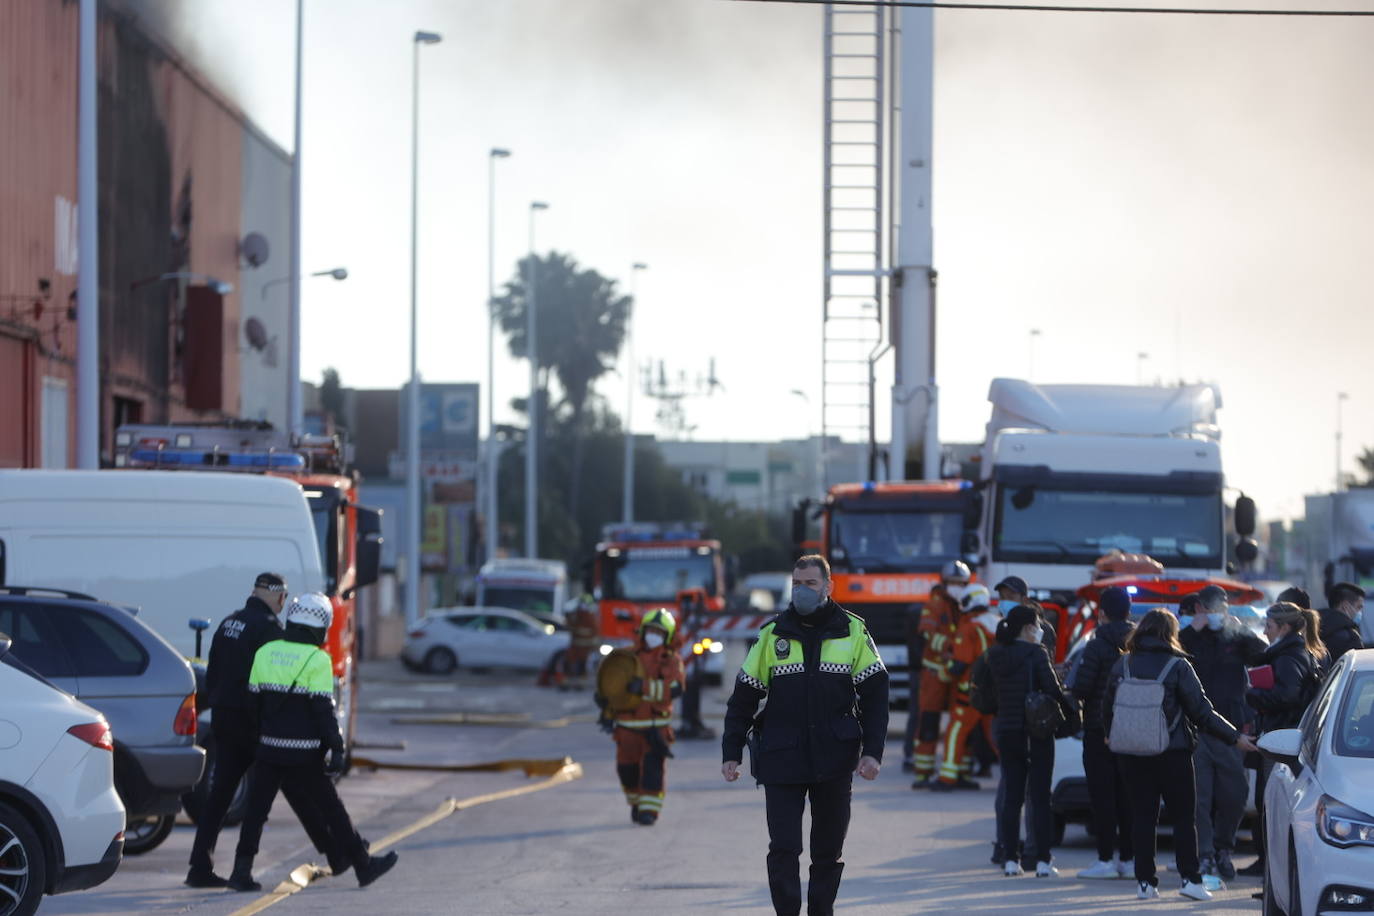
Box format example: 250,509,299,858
320,367,346,431
1354,446,1374,488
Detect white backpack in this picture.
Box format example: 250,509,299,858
1108,656,1183,756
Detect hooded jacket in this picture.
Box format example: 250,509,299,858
1318,608,1364,669
1246,632,1320,732
722,600,888,785
1178,620,1268,730
1102,635,1241,753
985,638,1076,735
1071,618,1134,732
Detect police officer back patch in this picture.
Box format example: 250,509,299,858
775,637,790,659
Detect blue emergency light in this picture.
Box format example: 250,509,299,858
129,448,306,470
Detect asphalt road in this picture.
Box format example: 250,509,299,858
40,662,1268,915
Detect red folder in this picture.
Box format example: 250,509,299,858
1247,665,1275,690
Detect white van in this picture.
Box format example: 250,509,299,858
474,558,569,625
0,471,325,659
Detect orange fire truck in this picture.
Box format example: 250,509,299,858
796,480,975,697
113,421,382,752
589,523,731,644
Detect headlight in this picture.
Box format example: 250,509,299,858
1318,795,1374,848
709,642,724,654
598,644,613,656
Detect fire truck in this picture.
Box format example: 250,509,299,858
589,523,731,644
796,480,975,697
113,421,382,753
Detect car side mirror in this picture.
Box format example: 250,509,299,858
1234,494,1257,537
355,506,383,589
1235,537,1259,566
1258,728,1302,773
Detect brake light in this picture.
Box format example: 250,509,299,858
173,693,197,737
68,721,114,751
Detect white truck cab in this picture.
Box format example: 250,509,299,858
972,379,1248,599
475,558,569,625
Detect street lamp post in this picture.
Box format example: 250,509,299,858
261,267,347,299
287,0,305,436
405,29,442,628
76,0,98,469
1027,328,1041,381
485,148,510,566
525,201,549,558
790,388,822,496
1337,391,1350,491
622,262,647,524
1136,351,1150,385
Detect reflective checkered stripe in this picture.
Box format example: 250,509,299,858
818,661,850,676
249,683,333,699
737,671,766,691
772,662,805,677
853,661,885,685
260,735,322,750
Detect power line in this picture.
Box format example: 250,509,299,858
736,0,1374,16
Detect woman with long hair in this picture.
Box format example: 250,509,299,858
1240,601,1327,877
986,605,1078,878
1102,609,1257,902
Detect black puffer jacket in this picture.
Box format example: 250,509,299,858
1246,632,1320,733
1102,636,1241,753
986,639,1076,735
1319,608,1363,669
1071,619,1134,732
1178,621,1267,730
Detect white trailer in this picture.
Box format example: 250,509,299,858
973,379,1251,598
1304,490,1374,633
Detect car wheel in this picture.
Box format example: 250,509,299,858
0,801,46,916
122,813,175,856
1288,835,1302,916
424,647,458,675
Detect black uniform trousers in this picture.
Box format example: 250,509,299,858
233,755,368,871
188,709,336,874
764,775,852,916
1119,749,1201,886
1082,729,1133,864
994,728,1054,866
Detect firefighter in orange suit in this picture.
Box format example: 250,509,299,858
911,560,970,788
563,594,600,688
934,585,999,791
601,608,686,825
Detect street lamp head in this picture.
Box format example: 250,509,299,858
326,268,348,281
531,201,549,212
1339,391,1350,401
491,148,511,158
414,31,442,44
208,278,234,296
632,262,648,271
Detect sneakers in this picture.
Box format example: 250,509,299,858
355,851,399,888
1035,861,1058,878
1076,859,1119,879
1180,879,1213,901
1215,849,1237,881
1118,859,1134,879
1004,861,1024,877
1137,881,1160,900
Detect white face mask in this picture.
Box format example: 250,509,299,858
643,632,665,649
1027,625,1044,644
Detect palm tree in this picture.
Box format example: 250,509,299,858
493,251,631,534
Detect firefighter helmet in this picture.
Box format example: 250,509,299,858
638,607,677,641
285,592,333,632
941,560,972,584
960,584,991,612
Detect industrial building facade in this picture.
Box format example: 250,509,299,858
0,0,293,468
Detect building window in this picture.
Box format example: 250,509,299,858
113,396,143,429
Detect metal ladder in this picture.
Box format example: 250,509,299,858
822,3,888,482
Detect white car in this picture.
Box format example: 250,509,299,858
0,633,127,913
1260,647,1374,916
402,606,564,674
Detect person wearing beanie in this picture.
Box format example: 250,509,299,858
1069,586,1136,879
986,604,1077,878
1178,586,1267,881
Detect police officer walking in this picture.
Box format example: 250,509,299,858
721,555,888,916
227,593,397,891
188,573,337,887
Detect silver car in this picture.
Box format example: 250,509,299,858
0,586,204,855
403,606,564,674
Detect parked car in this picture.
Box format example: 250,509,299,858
727,571,791,614
0,631,126,915
1260,647,1374,916
0,587,204,855
403,606,564,674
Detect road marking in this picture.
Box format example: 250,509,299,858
388,711,596,728
227,759,583,916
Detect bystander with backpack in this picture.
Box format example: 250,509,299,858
1238,601,1327,879
1177,585,1267,882
1102,609,1257,903
986,605,1078,878
1069,586,1136,880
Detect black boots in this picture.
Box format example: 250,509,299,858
354,850,399,888
226,856,261,893
184,869,229,888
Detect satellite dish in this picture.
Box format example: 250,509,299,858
244,317,269,352
240,232,270,269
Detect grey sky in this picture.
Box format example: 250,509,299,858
127,0,1374,522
